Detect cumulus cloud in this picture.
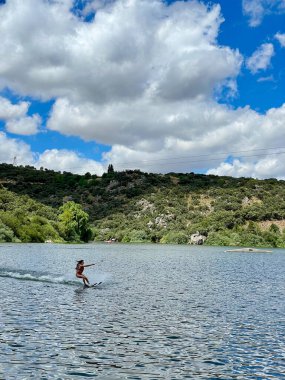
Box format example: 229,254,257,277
205,104,285,179
0,0,241,103
0,131,105,174
79,0,113,16
5,114,41,135
0,96,29,119
246,43,274,73
0,131,35,164
207,155,285,180
0,96,41,135
36,0,241,148
47,97,237,148
36,149,105,175
242,0,285,27
275,32,285,47
102,103,285,178
0,0,284,179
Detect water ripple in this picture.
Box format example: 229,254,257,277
0,244,284,379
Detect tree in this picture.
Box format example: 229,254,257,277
59,201,91,242
107,164,115,174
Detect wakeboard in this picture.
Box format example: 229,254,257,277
84,281,102,288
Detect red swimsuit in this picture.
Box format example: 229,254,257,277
76,264,84,277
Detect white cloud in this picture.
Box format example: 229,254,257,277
5,114,41,135
80,0,113,15
0,96,29,119
103,103,285,178
0,0,241,103
257,75,274,82
275,32,285,47
0,131,35,164
0,96,41,135
207,156,285,180
246,43,274,73
36,149,105,175
242,0,265,27
205,104,285,179
242,0,285,27
0,131,105,175
0,0,285,179
39,0,241,148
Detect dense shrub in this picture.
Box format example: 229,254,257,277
1,164,285,247
160,231,188,244
0,221,17,242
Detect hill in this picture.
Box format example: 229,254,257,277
0,163,285,247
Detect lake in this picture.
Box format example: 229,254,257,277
0,243,284,379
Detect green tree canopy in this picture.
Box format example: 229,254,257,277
59,201,91,242
107,164,114,174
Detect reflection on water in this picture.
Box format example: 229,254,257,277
0,243,284,379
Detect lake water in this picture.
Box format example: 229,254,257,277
0,243,284,379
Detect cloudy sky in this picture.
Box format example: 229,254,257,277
0,0,285,178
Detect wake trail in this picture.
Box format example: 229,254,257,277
0,268,79,286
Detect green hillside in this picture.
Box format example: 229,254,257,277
1,163,285,247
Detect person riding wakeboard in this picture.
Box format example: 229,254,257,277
76,260,95,286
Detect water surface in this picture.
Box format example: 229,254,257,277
0,243,284,379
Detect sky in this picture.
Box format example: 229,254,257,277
0,0,285,178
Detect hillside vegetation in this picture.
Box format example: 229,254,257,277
1,163,285,247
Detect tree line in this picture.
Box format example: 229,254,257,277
0,163,285,247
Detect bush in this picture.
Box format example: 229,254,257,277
0,221,17,242
160,231,188,244
121,229,150,243
206,231,241,246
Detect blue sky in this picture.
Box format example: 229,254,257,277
0,0,285,178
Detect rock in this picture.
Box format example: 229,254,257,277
154,216,167,228
147,220,154,229
190,232,206,245
106,180,119,192
136,198,156,213
154,214,175,228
